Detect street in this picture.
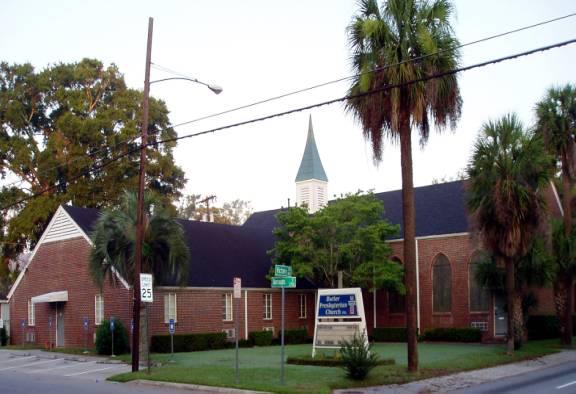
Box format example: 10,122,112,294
454,361,576,393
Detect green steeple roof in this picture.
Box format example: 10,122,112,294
295,115,328,182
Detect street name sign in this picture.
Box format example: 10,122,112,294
140,273,154,303
271,276,296,288
274,264,292,277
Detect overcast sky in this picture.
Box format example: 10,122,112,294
1,1,575,212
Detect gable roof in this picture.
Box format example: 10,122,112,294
295,115,328,182
244,180,470,239
61,206,312,289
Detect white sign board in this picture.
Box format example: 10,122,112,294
233,277,242,299
140,273,153,303
312,288,368,357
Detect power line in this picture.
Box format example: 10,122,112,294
2,37,574,212
158,12,576,130
2,12,573,192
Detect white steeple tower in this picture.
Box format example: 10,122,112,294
295,115,328,213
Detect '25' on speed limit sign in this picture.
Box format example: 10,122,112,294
140,273,154,303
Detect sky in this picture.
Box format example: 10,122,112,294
1,1,575,213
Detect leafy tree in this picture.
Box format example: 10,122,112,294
346,0,462,371
535,84,576,346
467,114,551,354
0,59,185,260
270,192,403,291
89,190,189,362
177,195,252,225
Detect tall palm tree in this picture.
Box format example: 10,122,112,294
90,191,189,363
346,0,462,371
467,114,551,354
535,84,576,346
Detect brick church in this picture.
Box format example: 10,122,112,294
4,115,564,347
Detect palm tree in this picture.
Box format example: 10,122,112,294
90,190,189,364
535,84,576,346
346,0,462,371
467,114,551,354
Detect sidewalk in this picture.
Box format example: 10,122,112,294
333,349,576,393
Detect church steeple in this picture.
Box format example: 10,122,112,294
295,115,328,213
295,116,328,183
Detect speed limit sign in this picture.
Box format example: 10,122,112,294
140,273,153,303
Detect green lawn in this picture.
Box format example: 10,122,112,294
109,338,568,394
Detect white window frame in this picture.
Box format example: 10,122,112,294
28,300,35,326
223,293,233,321
263,293,272,320
164,293,177,323
95,294,104,325
298,294,307,319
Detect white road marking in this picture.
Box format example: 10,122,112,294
0,355,35,365
0,358,61,371
64,365,117,377
28,360,98,374
557,380,576,389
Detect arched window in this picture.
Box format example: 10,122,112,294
388,257,405,314
469,252,491,312
432,254,452,313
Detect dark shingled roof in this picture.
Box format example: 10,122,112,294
62,205,313,289
244,180,470,240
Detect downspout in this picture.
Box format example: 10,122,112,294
415,238,421,334
244,290,248,340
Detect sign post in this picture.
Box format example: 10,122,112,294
20,319,25,346
169,318,175,360
140,273,153,375
110,317,115,357
233,277,241,384
83,317,89,353
48,316,53,350
271,265,296,386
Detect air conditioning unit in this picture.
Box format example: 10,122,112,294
263,326,275,335
222,328,236,340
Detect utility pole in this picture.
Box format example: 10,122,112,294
199,195,216,222
132,17,153,373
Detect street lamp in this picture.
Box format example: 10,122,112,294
132,17,221,373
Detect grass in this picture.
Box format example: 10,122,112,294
109,338,569,394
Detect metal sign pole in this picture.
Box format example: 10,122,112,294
110,318,115,357
281,286,285,385
147,303,151,375
233,277,241,384
235,298,239,384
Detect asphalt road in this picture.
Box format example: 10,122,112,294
454,361,576,393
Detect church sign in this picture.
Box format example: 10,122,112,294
318,294,358,317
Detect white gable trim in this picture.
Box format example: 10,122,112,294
387,232,469,243
8,206,129,300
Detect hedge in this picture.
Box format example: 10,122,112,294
95,319,130,355
372,327,407,342
249,330,273,346
151,332,228,353
421,327,481,342
526,315,576,340
284,328,309,344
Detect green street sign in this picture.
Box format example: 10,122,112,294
271,276,296,288
274,264,292,277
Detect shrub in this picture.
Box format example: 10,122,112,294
95,319,130,355
284,328,309,344
0,327,7,346
249,330,273,346
150,332,228,353
340,332,378,380
238,338,254,348
372,327,407,342
525,315,566,340
421,327,481,342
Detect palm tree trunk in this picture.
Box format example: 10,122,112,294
505,257,515,355
399,116,418,372
554,279,568,342
512,291,524,349
562,168,573,346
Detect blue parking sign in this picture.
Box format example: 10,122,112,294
20,319,25,328
130,319,134,334
83,317,89,330
48,316,52,328
109,318,115,331
169,319,175,335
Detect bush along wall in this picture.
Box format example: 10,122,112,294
526,315,576,340
421,327,481,342
151,332,228,353
372,327,407,342
284,328,309,344
95,319,130,355
249,330,273,347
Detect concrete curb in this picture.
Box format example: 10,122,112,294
334,349,576,393
129,379,272,394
